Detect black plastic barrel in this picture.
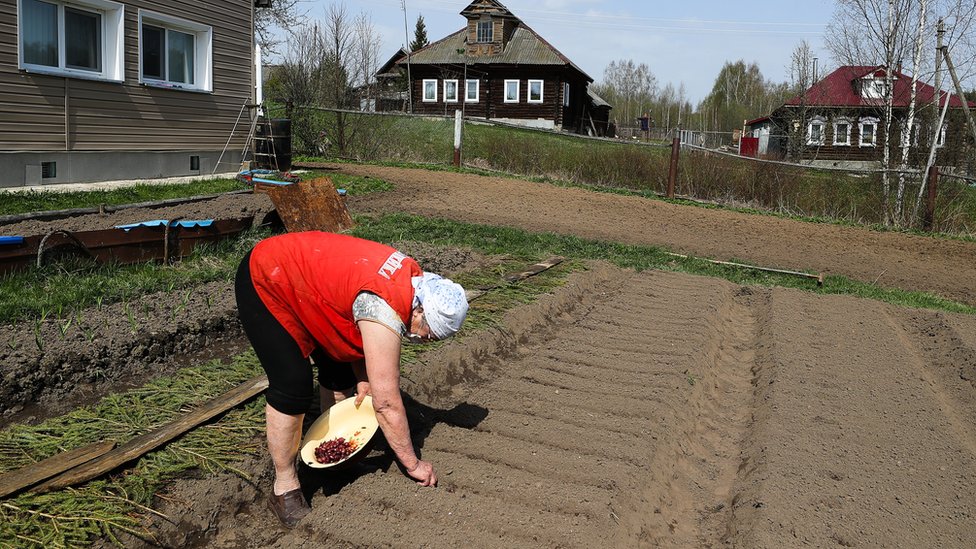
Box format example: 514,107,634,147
253,118,292,171
269,118,292,171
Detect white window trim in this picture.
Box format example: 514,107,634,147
806,116,825,146
936,123,947,148
138,10,212,92
504,79,519,103
832,118,852,146
563,82,570,107
859,117,879,147
465,79,479,103
443,79,458,103
17,0,125,83
476,19,493,43
528,79,544,103
422,79,437,102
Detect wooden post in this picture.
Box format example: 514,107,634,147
667,137,680,199
924,165,939,231
453,110,463,168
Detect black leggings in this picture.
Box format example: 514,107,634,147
235,250,357,415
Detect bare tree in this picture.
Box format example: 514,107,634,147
255,0,305,55
353,12,383,111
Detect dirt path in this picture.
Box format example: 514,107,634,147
330,163,976,307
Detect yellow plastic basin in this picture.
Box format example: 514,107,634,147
300,395,379,469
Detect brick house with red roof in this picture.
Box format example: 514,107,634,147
748,65,974,171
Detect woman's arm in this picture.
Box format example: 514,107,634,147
357,320,437,486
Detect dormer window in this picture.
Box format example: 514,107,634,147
476,19,493,43
859,73,894,99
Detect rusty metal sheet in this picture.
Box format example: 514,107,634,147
0,217,254,276
254,177,354,233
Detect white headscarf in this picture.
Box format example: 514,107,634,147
412,272,469,339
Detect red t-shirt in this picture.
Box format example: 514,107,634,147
249,232,421,361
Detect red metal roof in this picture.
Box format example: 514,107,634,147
785,65,974,108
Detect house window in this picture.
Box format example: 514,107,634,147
563,82,570,107
504,79,519,103
465,79,479,102
443,79,458,102
807,116,825,145
476,20,492,43
528,79,544,103
422,79,437,102
936,123,947,147
139,11,212,92
859,117,879,147
18,0,125,82
833,118,851,146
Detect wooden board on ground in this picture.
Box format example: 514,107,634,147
0,440,116,498
33,375,269,493
254,177,354,233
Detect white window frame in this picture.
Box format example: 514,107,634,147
422,79,437,102
504,79,519,103
563,82,570,107
138,10,212,92
807,116,825,146
832,117,851,146
528,79,544,103
443,79,458,103
476,19,493,43
465,79,479,103
859,117,879,147
17,0,125,82
936,123,947,148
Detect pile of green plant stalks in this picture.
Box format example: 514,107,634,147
0,355,266,547
0,252,580,547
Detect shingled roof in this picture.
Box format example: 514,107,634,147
785,65,974,108
398,21,592,81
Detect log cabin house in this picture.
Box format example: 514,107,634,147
746,65,975,172
390,0,612,136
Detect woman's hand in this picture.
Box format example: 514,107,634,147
406,460,437,487
354,380,371,406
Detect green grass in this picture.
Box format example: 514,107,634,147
0,172,391,324
0,230,266,324
0,178,250,217
0,171,383,217
352,213,976,315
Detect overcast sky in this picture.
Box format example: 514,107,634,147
300,0,833,103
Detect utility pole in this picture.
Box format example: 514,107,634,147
401,0,412,113
934,19,943,121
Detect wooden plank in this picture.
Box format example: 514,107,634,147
0,440,116,498
33,375,269,494
466,256,565,301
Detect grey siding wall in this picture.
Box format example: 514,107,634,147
0,0,253,155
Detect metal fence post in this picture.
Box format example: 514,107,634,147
923,165,939,232
453,110,462,168
667,137,680,199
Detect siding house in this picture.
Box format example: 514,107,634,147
750,65,975,171
395,0,611,136
1,0,256,187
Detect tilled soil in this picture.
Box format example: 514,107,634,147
4,163,976,547
139,264,976,548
